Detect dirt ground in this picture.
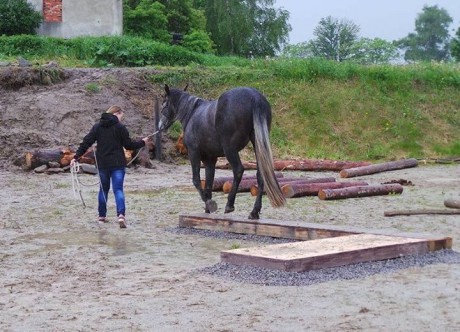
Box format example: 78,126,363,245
1,66,460,331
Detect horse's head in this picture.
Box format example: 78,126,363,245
158,84,188,131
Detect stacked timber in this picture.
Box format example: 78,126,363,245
25,142,153,171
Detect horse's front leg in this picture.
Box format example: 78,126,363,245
203,158,218,213
190,157,217,213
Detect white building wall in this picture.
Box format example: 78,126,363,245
27,0,123,38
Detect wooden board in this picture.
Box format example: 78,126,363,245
179,213,360,240
221,234,442,272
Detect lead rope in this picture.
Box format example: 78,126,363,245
126,130,160,166
70,161,89,207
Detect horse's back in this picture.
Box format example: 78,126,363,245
215,87,271,151
216,87,271,125
218,87,270,112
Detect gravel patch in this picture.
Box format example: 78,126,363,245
166,226,296,244
199,250,460,286
168,227,460,287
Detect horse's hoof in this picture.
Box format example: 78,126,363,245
248,212,260,220
205,199,218,213
224,205,235,214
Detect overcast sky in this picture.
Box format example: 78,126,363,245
274,0,460,44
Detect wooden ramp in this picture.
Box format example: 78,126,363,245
179,213,452,272
222,234,437,272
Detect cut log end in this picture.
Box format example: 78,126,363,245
444,199,460,209
281,185,295,198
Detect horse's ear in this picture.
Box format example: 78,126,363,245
183,84,188,92
164,84,170,95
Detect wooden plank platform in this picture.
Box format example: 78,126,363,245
179,213,452,272
221,234,439,272
179,213,360,240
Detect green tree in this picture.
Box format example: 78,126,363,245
203,0,290,56
396,5,453,62
280,42,313,58
204,0,250,55
157,0,192,34
309,16,360,61
0,0,42,36
123,0,170,42
349,38,399,64
247,1,290,56
452,26,460,61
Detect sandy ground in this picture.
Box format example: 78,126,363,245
1,162,459,331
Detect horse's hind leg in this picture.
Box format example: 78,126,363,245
224,151,244,214
249,169,263,219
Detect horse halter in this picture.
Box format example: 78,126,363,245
158,95,175,131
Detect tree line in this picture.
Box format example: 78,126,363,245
2,0,460,63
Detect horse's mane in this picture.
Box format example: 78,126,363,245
171,89,206,125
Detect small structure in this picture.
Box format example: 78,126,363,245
27,0,123,38
179,213,452,272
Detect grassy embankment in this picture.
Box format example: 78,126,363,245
1,35,459,161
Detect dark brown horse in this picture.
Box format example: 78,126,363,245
159,85,285,219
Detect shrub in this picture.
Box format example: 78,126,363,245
0,0,42,36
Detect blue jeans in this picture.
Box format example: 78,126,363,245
98,167,126,217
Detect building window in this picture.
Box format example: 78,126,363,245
43,0,62,23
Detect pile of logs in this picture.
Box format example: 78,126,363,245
197,158,427,200
202,174,406,200
24,142,155,173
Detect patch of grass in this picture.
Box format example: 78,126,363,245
229,243,241,250
85,82,100,94
148,64,459,161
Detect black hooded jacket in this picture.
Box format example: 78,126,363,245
74,113,145,169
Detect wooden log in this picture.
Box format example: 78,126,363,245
318,184,403,200
215,159,371,171
384,209,460,217
25,146,138,170
225,176,336,194
339,158,418,178
281,181,369,198
205,172,284,192
221,177,267,194
25,147,75,169
250,177,338,196
175,133,187,155
273,159,371,171
444,199,460,209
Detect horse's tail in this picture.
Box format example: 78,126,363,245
253,104,286,208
